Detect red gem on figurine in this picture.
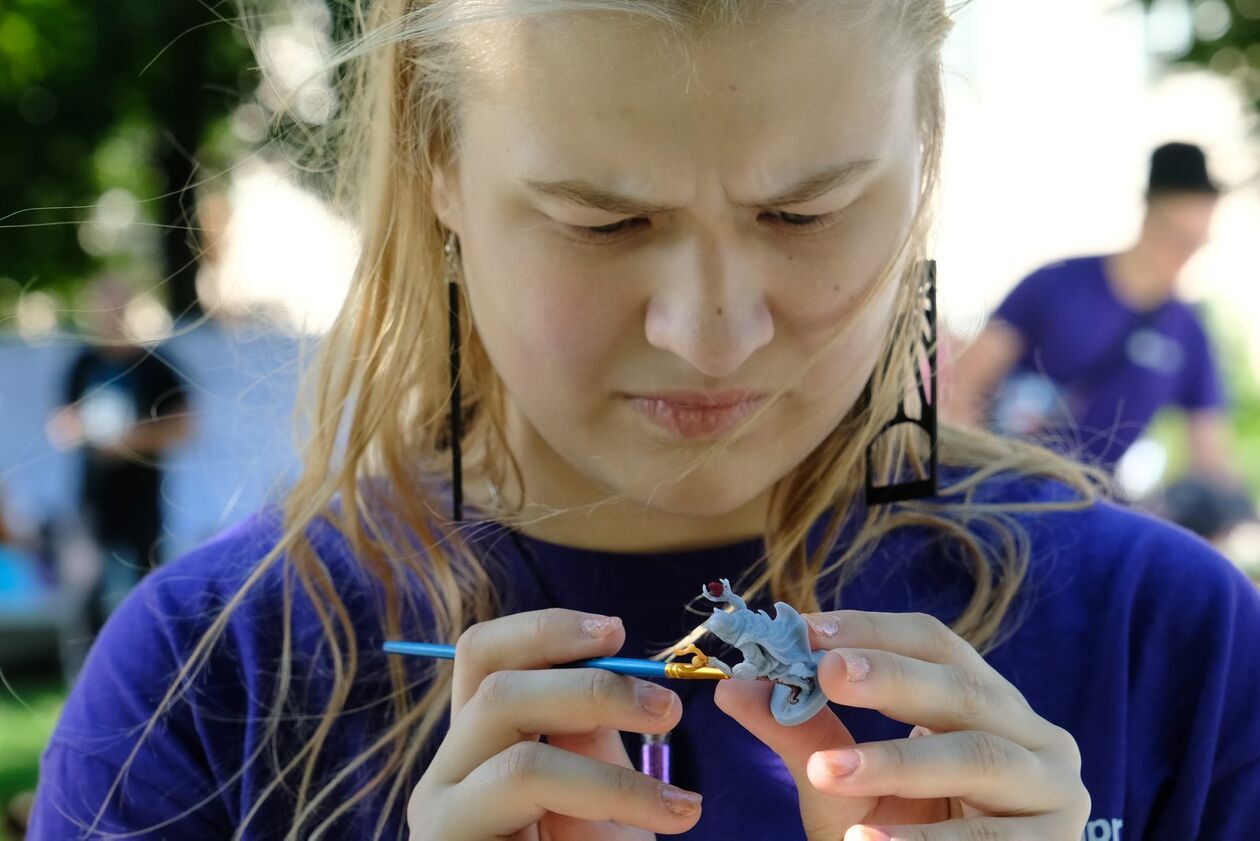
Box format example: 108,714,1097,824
707,581,725,597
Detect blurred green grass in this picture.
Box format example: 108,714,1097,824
0,681,66,841
1149,307,1260,501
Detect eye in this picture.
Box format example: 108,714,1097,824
761,210,842,233
566,217,650,243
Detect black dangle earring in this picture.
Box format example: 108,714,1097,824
865,259,938,506
446,233,464,522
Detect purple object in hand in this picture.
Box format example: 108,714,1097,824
640,732,670,783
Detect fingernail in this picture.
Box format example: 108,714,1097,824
659,785,702,816
580,616,621,638
855,829,891,841
822,749,862,777
636,682,675,717
833,650,870,682
808,616,840,638
909,725,934,738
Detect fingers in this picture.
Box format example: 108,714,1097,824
713,678,855,777
805,611,1005,680
547,727,636,770
796,611,1086,837
411,610,697,840
431,667,680,783
804,610,1015,699
417,742,702,841
715,678,879,838
815,648,1058,751
801,611,1069,759
843,814,1070,841
451,608,625,713
807,731,1079,814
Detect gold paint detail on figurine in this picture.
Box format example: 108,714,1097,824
664,644,731,680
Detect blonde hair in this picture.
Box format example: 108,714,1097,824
98,2,1102,837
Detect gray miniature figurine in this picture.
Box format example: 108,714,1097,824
700,578,829,726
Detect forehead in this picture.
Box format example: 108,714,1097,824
452,8,915,192
1151,194,1217,216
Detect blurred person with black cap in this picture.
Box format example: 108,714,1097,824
46,276,191,631
948,141,1234,480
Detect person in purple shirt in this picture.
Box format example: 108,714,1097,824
949,143,1233,475
30,3,1260,840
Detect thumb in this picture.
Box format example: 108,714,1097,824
714,679,873,837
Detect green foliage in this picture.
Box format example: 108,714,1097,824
1148,303,1260,498
0,1,256,308
1138,0,1260,111
0,680,65,837
1215,313,1260,498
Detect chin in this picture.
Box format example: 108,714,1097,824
619,464,772,519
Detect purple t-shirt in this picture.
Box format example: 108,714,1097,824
30,475,1260,840
993,256,1224,469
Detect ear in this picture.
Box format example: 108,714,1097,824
431,163,463,236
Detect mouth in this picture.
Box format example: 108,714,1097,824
624,390,767,440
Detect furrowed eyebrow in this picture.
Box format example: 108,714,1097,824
523,180,675,215
750,159,881,207
523,159,880,216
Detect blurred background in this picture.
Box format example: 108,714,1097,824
1,0,1259,836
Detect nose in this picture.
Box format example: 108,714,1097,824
644,239,774,378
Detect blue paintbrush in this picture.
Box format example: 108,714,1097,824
383,641,730,681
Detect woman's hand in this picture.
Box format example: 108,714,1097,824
714,610,1090,840
407,609,703,841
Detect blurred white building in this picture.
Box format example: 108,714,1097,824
939,0,1260,352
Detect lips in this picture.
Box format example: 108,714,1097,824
626,391,766,439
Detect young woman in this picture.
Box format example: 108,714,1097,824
30,1,1260,839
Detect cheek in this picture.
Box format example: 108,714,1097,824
819,283,897,395
780,248,900,407
779,247,901,371
465,241,640,393
778,176,914,333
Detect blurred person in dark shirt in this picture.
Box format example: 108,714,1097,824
47,277,191,627
947,142,1232,477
